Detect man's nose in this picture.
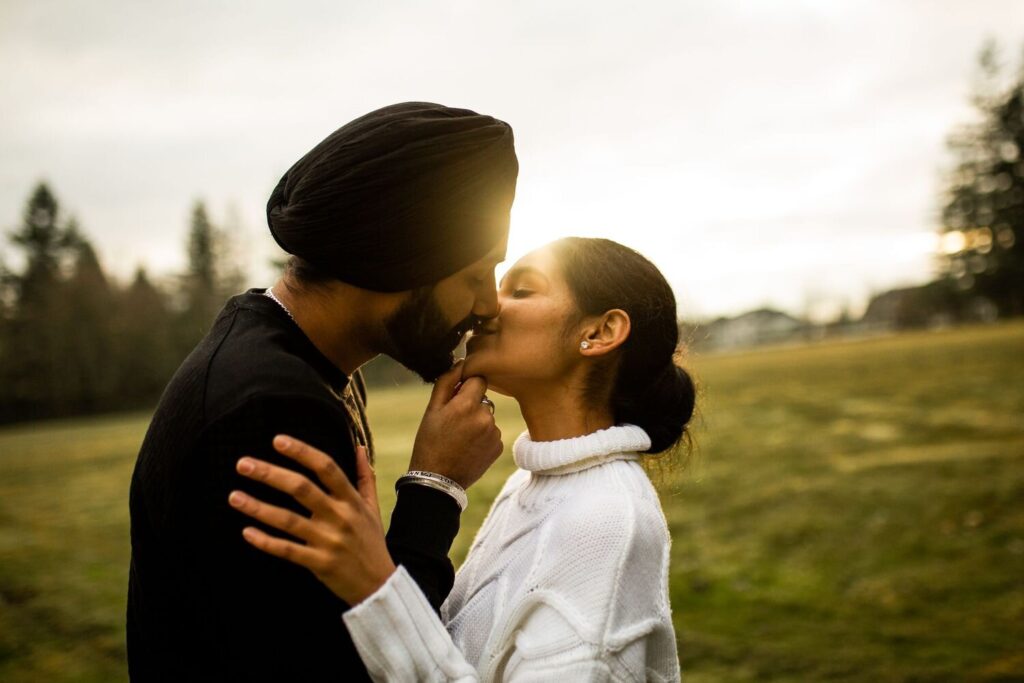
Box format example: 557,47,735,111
472,283,500,320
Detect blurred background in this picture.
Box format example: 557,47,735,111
1,1,1022,681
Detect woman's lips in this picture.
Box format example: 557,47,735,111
466,331,495,352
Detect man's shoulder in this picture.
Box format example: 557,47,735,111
136,291,360,469
203,304,344,421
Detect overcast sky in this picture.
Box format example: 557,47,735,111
1,0,1021,320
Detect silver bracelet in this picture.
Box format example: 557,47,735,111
395,471,468,512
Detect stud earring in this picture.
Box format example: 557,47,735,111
580,341,591,350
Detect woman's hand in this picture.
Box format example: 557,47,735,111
228,435,397,606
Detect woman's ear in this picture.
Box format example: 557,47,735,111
579,309,631,357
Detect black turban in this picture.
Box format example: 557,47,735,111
267,102,518,292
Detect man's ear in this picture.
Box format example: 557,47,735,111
360,285,413,327
579,309,631,357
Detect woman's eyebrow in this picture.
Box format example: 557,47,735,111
499,265,546,288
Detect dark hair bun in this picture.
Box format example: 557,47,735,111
615,361,696,454
550,237,698,457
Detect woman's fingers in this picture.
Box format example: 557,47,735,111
354,445,379,513
240,525,323,570
271,435,359,501
228,490,320,543
236,456,336,516
231,438,394,606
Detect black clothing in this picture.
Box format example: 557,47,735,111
127,289,461,682
267,102,518,292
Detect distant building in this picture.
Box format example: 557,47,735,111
692,308,807,351
862,286,923,329
861,282,987,330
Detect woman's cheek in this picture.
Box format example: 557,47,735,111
463,335,503,374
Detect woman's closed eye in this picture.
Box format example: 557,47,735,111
511,288,532,299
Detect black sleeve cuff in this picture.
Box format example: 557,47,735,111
385,483,462,611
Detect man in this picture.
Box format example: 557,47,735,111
127,102,518,681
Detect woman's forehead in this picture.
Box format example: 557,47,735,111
501,245,557,285
513,244,557,272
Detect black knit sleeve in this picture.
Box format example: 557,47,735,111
187,391,462,680
192,393,365,681
387,482,462,611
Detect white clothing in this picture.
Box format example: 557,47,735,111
343,424,681,682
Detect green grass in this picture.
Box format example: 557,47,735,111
1,322,1023,682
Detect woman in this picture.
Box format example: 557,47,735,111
229,237,696,681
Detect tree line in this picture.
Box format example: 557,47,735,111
0,184,420,425
824,40,1024,330
0,185,247,424
935,40,1024,320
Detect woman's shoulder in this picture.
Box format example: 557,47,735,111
519,464,672,641
540,463,670,572
496,468,532,500
560,459,664,515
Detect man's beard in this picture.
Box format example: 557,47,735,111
383,285,478,383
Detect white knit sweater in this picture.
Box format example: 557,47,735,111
343,424,681,682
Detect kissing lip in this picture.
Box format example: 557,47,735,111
466,328,497,350
472,319,500,335
469,325,499,338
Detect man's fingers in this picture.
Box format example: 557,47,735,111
452,376,488,406
240,526,322,570
228,490,319,543
236,456,337,515
271,435,358,500
428,359,465,409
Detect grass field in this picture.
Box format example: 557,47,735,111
1,322,1022,682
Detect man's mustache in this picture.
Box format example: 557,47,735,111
447,313,485,347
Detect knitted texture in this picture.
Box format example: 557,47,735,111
343,425,680,682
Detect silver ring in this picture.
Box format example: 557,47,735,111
480,396,495,415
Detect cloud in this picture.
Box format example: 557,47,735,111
0,0,1021,317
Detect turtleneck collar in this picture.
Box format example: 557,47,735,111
512,424,651,476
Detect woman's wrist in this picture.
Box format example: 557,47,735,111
348,558,399,606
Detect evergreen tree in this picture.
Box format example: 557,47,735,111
939,41,1024,316
63,232,118,411
0,182,80,420
183,202,218,319
10,183,76,305
0,252,14,323
176,201,247,354
114,267,175,406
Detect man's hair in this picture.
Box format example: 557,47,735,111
285,255,336,291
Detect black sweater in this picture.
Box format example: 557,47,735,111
127,289,460,682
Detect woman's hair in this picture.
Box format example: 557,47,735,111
550,237,697,456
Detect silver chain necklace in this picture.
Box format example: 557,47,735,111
264,286,295,321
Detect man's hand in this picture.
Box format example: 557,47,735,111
410,360,504,489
